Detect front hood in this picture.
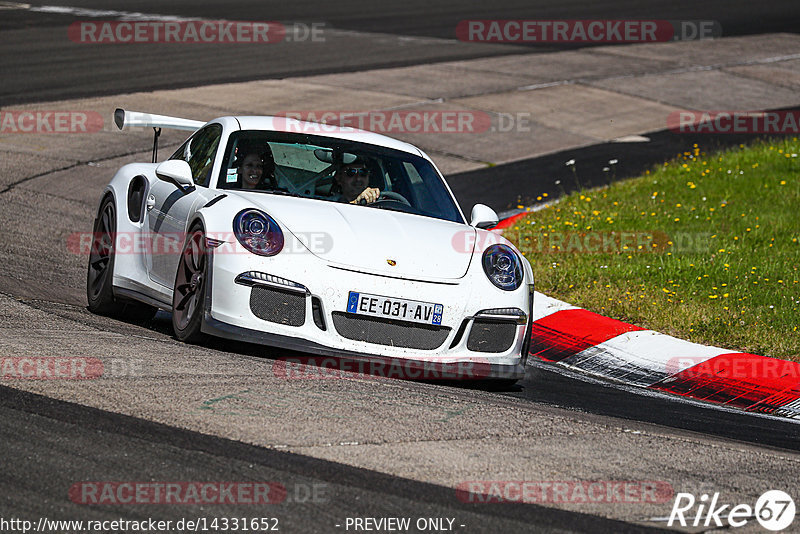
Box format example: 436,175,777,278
238,193,475,280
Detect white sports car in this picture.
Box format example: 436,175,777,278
87,109,533,381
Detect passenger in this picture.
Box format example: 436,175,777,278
333,159,380,204
237,145,275,190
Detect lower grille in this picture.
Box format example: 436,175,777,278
467,320,517,353
332,312,450,350
250,286,306,326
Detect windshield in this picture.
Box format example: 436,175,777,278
216,130,464,224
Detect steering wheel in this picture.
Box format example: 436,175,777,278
374,191,412,206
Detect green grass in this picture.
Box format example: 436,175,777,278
505,138,800,361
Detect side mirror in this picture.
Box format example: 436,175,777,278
156,160,194,189
470,204,499,229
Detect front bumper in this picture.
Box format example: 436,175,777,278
202,315,526,380
202,243,531,381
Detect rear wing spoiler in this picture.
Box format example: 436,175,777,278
114,108,205,131
114,108,206,162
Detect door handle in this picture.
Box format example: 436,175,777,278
146,195,156,211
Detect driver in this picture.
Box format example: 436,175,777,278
334,159,380,204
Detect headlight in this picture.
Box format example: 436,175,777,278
233,209,283,256
482,244,523,291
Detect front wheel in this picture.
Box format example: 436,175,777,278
172,225,208,343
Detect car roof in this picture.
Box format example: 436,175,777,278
227,116,425,157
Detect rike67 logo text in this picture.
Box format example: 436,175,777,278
668,490,795,531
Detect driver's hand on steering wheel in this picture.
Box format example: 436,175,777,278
351,187,380,205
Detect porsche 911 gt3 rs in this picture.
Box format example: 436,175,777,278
87,108,534,381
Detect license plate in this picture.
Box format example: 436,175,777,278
346,291,443,325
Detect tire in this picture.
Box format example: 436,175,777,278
172,224,208,343
86,195,157,322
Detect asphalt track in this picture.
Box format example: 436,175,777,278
2,2,800,533
2,0,800,104
2,386,664,534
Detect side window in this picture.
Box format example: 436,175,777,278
169,124,223,187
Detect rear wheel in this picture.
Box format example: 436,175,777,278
86,196,156,322
172,225,208,343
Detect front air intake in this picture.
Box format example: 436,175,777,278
249,286,306,327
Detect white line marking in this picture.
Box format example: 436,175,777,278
26,4,189,21
0,1,29,8
612,134,651,142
